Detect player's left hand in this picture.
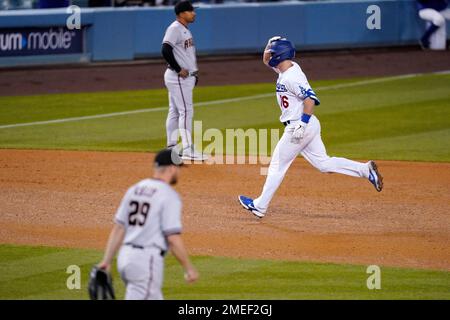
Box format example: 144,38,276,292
178,69,189,79
97,261,111,272
291,122,307,144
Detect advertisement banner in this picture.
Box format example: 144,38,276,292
0,26,84,57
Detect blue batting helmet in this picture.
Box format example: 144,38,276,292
268,39,295,67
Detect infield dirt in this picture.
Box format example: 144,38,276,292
1,149,449,271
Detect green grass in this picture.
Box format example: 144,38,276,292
0,74,449,161
0,244,449,300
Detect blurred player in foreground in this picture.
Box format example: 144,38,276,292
97,148,198,300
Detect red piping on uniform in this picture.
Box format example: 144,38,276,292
177,75,190,147
144,255,154,300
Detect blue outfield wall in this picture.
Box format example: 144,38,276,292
0,0,449,66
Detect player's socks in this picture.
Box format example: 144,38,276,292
420,23,439,48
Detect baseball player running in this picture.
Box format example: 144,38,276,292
161,1,207,161
417,0,450,50
239,37,383,218
97,148,198,300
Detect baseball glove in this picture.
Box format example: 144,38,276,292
88,266,116,300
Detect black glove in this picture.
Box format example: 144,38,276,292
195,75,199,86
88,266,116,300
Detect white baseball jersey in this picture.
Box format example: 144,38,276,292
115,178,182,252
252,60,370,213
275,62,320,123
162,21,198,72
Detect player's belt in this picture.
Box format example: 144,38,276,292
167,66,198,77
124,243,166,257
283,119,302,126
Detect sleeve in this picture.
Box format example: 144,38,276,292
287,77,321,106
271,67,280,74
114,190,130,227
161,43,182,73
161,193,182,237
162,25,180,48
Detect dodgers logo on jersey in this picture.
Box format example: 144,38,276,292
299,86,308,95
276,83,287,93
300,86,317,97
299,85,320,105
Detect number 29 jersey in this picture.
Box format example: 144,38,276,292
114,179,182,251
275,62,320,123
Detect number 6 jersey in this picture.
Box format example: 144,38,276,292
275,62,321,123
114,179,182,251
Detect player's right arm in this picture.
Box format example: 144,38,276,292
262,47,271,67
167,234,199,283
98,223,126,271
98,189,131,270
161,43,188,78
263,36,282,72
162,25,189,78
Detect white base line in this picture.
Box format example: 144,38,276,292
0,71,448,130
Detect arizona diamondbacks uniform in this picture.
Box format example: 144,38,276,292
163,20,198,149
252,62,370,212
115,178,182,300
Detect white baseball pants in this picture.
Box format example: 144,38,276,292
419,8,450,50
253,115,370,213
117,245,165,300
164,69,196,149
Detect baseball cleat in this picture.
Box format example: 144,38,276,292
368,160,383,192
181,146,208,161
167,144,183,157
238,195,265,218
419,39,430,50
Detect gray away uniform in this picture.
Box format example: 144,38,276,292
115,178,182,300
163,20,198,149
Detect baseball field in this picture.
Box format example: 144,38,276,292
0,49,449,299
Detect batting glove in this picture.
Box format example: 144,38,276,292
266,36,282,49
291,121,308,144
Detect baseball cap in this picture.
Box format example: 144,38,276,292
154,148,184,167
174,1,195,15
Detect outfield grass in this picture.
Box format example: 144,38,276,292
0,74,449,162
0,244,449,300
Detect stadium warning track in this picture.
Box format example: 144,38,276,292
0,47,449,96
